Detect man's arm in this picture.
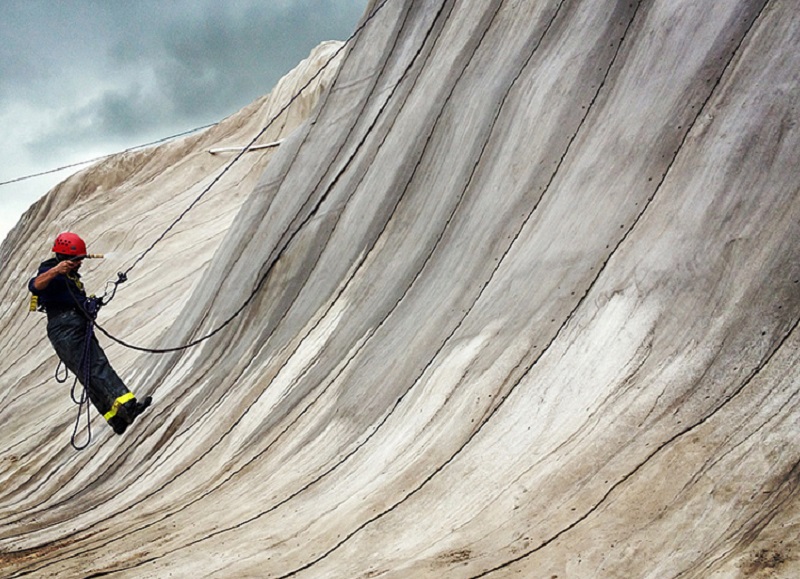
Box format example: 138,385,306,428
31,260,79,291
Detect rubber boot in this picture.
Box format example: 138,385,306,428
123,396,152,427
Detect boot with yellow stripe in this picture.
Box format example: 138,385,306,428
105,392,152,435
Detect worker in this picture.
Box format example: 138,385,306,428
28,232,151,435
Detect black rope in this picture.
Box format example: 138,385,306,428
94,257,271,353
54,359,69,383
126,52,341,274
92,0,391,354
69,313,96,451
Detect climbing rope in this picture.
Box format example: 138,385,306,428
90,0,391,354
69,311,96,451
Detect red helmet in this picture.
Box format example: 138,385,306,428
52,232,87,256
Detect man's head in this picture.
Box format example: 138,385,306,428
52,232,86,271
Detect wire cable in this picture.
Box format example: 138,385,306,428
0,124,217,187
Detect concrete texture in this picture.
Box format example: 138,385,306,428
1,1,799,577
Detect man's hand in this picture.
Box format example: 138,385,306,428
53,260,80,275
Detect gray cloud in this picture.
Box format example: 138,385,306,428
0,0,366,242
3,0,365,158
123,0,366,116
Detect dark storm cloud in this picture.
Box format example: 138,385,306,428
0,2,101,105
1,0,367,242
3,0,365,157
108,0,366,118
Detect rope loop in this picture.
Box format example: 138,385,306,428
70,315,96,450
55,359,68,383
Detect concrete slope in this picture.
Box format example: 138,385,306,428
2,1,799,577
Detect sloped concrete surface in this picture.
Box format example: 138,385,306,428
1,1,799,577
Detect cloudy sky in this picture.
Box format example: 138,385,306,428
0,0,367,243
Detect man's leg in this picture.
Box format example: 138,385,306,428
86,335,150,434
48,312,148,434
47,313,104,415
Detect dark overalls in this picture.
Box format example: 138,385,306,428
29,258,137,433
